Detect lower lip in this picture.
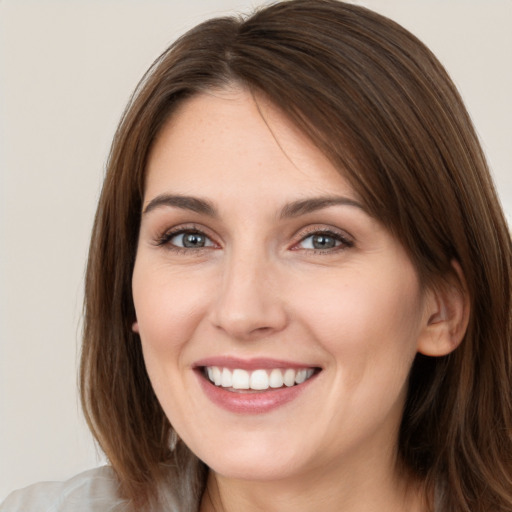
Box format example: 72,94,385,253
196,370,318,414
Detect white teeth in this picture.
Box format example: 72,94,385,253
205,366,316,390
283,368,296,387
295,369,307,384
296,369,314,383
212,366,222,386
232,369,250,389
221,368,232,387
250,369,269,390
269,368,284,388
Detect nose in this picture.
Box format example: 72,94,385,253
209,250,288,340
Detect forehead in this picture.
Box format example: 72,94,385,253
144,88,360,207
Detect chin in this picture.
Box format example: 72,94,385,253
192,433,317,482
207,457,304,482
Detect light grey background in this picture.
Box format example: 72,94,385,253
1,0,511,501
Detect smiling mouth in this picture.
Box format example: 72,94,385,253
202,366,319,392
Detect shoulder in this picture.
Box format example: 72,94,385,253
0,466,127,512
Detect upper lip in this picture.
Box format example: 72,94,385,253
193,356,321,371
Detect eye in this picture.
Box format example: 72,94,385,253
157,228,216,250
294,230,353,252
172,231,212,248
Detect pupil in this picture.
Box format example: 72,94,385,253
313,234,335,249
183,233,205,248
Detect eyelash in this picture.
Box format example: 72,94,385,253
155,225,214,254
292,228,354,254
154,225,354,254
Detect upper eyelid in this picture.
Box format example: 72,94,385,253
293,224,354,242
160,223,214,237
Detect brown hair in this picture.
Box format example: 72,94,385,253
80,1,512,510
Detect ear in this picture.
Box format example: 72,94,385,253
417,261,470,357
132,321,140,333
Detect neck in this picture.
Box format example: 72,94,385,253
200,459,426,512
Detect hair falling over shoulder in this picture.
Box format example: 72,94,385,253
80,1,512,510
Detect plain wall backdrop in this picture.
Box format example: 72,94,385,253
0,0,511,501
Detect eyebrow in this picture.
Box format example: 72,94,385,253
143,194,217,216
279,196,365,218
142,193,365,218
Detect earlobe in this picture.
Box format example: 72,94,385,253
132,321,140,333
417,261,470,357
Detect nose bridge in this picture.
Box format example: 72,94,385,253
210,240,287,339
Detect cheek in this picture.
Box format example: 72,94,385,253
293,267,424,383
131,261,216,422
132,260,214,359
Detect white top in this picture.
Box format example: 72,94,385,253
0,467,127,512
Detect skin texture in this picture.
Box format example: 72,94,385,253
132,88,451,512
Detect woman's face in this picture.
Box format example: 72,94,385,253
132,88,433,483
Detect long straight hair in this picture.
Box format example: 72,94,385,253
80,1,512,510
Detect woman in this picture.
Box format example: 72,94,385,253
2,0,511,511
